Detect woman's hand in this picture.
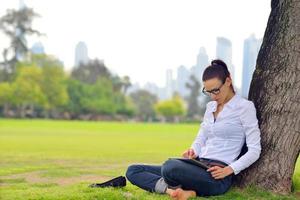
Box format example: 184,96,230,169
182,148,197,159
207,166,234,179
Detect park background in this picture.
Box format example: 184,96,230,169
0,0,299,199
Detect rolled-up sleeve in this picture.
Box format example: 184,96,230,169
229,102,262,175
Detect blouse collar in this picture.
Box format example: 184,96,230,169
208,93,239,112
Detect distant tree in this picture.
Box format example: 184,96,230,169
0,82,12,104
121,75,131,95
10,66,47,117
155,95,186,122
14,55,68,117
71,59,131,98
111,75,129,93
31,54,63,69
0,7,41,81
81,79,117,115
66,78,117,116
64,79,84,115
115,96,136,117
130,90,157,121
71,59,111,84
0,82,13,116
39,56,68,115
185,75,201,119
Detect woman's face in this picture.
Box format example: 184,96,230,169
203,77,232,105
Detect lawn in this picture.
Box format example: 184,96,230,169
0,119,299,200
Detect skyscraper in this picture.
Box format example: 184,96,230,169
144,82,160,97
242,34,262,98
176,65,190,98
216,37,234,81
166,69,175,99
19,0,26,10
31,42,45,54
74,41,89,67
127,82,141,95
191,47,209,83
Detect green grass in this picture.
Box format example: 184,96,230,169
0,119,299,200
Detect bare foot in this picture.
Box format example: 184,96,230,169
171,188,196,200
166,188,178,199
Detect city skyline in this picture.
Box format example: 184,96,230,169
0,0,271,88
28,35,263,101
131,34,262,100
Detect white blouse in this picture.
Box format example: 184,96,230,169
191,94,261,175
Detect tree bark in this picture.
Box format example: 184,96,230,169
236,0,300,194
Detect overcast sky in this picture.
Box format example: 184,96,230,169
0,0,271,87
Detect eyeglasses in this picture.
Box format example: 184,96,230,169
202,83,224,96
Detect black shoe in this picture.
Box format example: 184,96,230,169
89,176,126,188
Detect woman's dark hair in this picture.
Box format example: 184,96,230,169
202,59,235,92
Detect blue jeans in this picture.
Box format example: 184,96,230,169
126,157,233,197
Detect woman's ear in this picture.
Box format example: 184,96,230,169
225,76,232,86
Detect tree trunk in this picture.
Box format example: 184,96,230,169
236,0,300,194
3,103,10,117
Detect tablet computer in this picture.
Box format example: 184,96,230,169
168,158,210,170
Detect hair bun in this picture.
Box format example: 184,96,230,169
211,59,227,68
210,59,230,77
